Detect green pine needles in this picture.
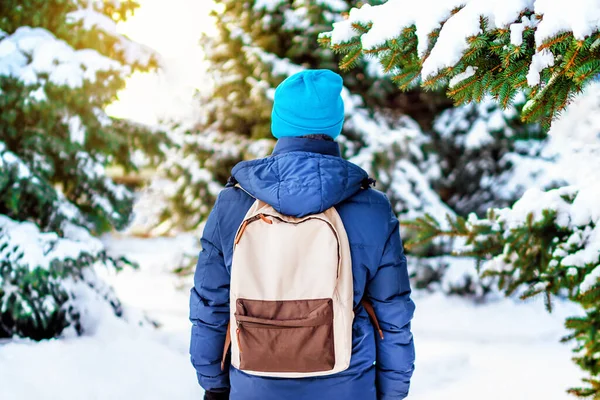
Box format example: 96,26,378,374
0,0,168,339
320,3,600,128
404,187,600,397
322,2,600,395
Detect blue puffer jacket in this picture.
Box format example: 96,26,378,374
190,137,415,400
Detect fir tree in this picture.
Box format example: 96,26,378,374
426,97,545,217
0,0,167,339
322,1,600,395
321,1,600,127
404,187,600,397
157,0,451,232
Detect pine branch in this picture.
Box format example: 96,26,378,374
538,32,572,52
384,51,398,73
324,4,600,125
363,45,390,54
340,48,362,70
563,40,583,73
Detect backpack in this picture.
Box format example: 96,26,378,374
219,186,355,378
220,187,383,378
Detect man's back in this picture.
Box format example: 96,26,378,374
190,135,415,400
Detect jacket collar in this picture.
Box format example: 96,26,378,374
272,137,341,157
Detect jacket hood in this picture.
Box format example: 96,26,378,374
231,138,368,217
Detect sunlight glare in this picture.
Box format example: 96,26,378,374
107,0,215,126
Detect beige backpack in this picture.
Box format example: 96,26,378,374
221,194,355,378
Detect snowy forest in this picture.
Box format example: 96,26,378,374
1,0,599,399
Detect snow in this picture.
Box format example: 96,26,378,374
75,151,132,218
0,8,156,102
0,27,124,89
316,0,348,12
0,235,203,400
510,15,536,46
67,115,86,145
254,0,286,12
526,49,554,86
67,9,118,34
410,293,582,400
326,0,600,85
449,66,477,88
106,0,211,126
434,98,514,150
495,82,600,209
283,7,311,30
440,257,487,295
581,265,600,292
409,256,492,297
254,0,348,14
327,0,529,77
0,144,130,235
1,147,32,179
538,82,600,186
28,86,46,102
0,235,583,399
0,215,104,271
66,8,156,68
419,0,509,79
0,275,201,400
478,184,600,280
342,92,454,221
100,235,199,329
0,331,200,400
534,0,600,42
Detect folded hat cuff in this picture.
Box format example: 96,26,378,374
271,108,344,138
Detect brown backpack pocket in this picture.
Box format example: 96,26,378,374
235,298,335,373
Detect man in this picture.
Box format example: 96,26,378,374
190,69,415,400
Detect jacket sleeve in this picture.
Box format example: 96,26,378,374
366,207,416,400
190,196,231,391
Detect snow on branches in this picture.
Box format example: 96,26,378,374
0,212,127,340
0,215,104,272
0,0,165,340
321,0,600,125
66,7,157,68
478,186,600,283
406,183,600,396
0,27,123,89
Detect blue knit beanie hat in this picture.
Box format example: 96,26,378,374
271,69,345,139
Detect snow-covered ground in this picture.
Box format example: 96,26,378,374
0,235,582,400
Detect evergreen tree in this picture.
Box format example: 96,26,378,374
405,186,600,397
321,0,600,127
322,1,600,395
0,0,167,339
427,97,545,217
157,0,451,232
158,1,533,299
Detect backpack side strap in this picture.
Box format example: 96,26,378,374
361,298,384,340
221,322,231,371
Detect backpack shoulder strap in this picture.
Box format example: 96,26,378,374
234,183,270,210
221,182,265,370
234,183,254,198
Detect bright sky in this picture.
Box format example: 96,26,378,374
106,0,215,126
